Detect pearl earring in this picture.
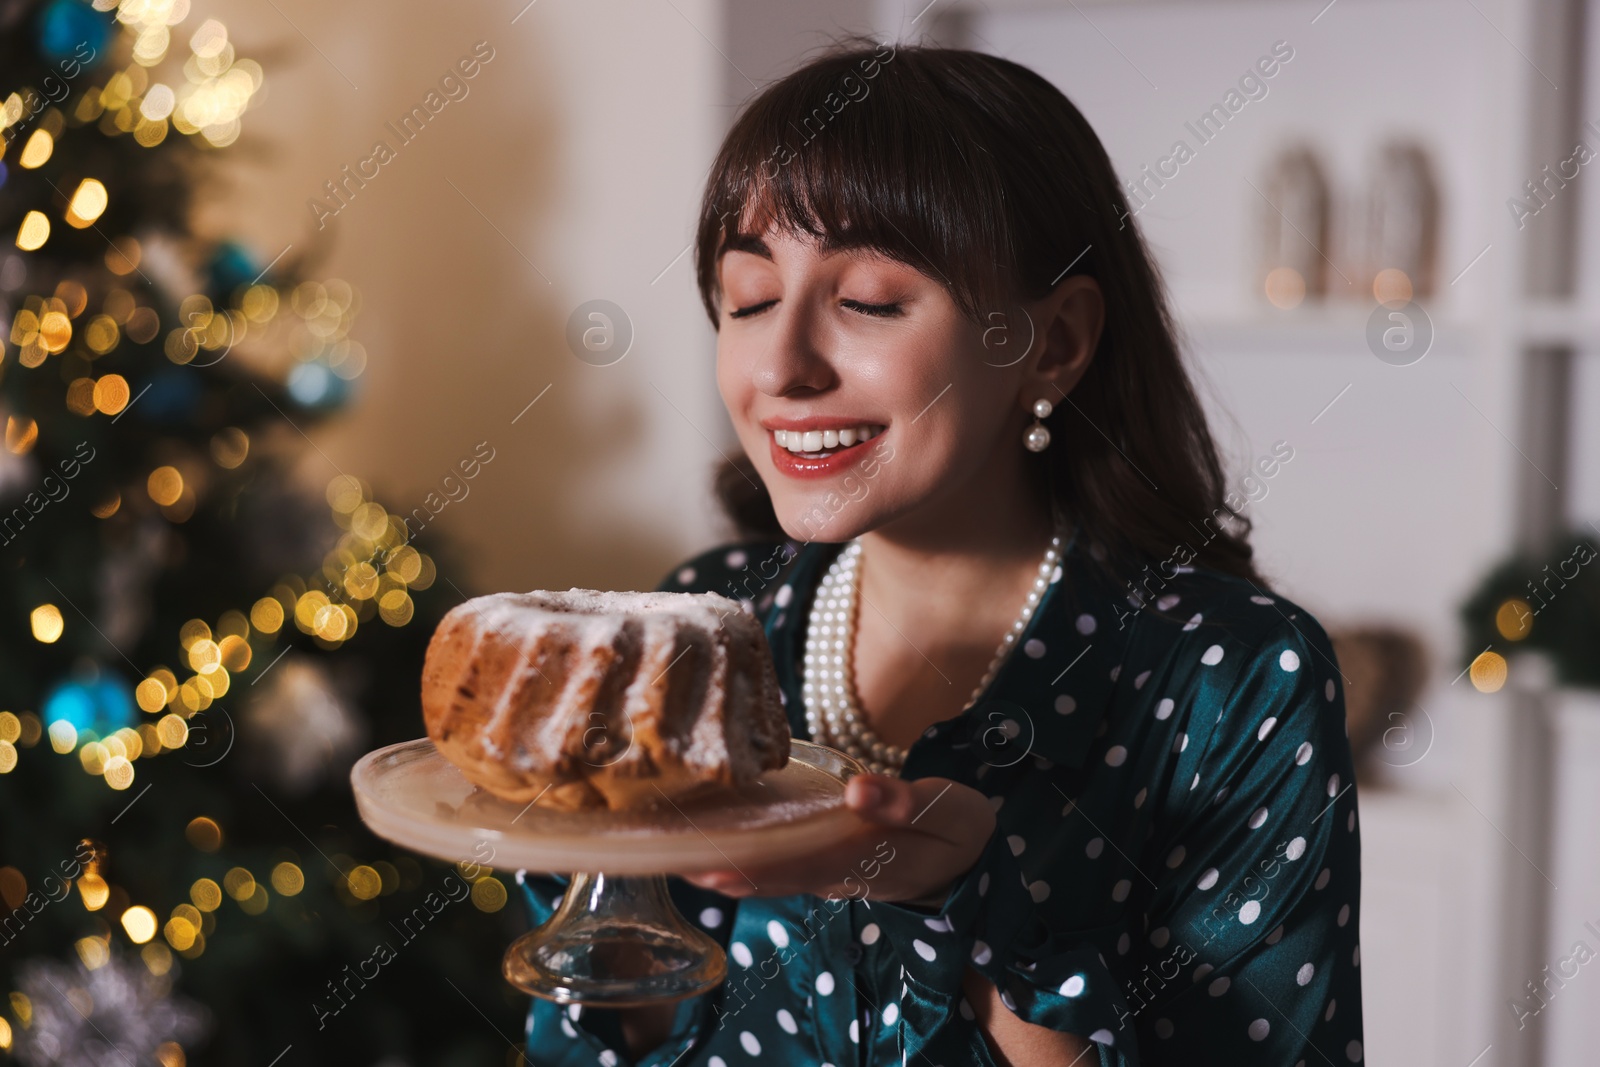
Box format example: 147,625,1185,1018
1025,398,1053,452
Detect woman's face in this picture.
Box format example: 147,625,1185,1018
715,224,1040,544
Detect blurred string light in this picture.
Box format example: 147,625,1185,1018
1495,598,1533,641
64,178,109,228
1,9,432,803
19,467,437,785
5,278,414,780
78,0,266,149
1470,650,1508,693
3,0,266,257
121,905,158,943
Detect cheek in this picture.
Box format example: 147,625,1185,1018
715,339,751,416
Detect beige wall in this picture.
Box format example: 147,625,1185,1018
200,0,740,597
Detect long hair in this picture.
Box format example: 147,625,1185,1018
694,37,1262,588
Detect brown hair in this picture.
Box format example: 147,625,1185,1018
695,37,1262,588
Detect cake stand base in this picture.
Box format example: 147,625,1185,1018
505,871,726,1006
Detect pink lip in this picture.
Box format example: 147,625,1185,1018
767,428,882,480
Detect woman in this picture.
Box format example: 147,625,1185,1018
520,38,1363,1067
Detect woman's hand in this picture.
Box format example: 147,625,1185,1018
683,774,995,904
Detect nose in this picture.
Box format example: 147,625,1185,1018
750,302,837,398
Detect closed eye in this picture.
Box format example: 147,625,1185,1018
840,299,903,318
728,299,777,320
728,298,903,320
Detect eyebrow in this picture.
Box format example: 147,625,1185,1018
720,232,774,260
718,230,860,261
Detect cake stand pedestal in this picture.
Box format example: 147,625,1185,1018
351,738,863,1007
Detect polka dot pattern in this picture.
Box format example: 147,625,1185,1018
513,537,1365,1066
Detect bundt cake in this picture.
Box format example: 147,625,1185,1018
420,588,792,811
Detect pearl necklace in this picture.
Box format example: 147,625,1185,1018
801,523,1067,776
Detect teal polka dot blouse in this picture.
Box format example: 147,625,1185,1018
518,530,1365,1066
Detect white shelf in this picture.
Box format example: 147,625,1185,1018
1178,304,1485,355
1174,301,1600,353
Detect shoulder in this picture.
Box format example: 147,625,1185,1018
1114,562,1349,788
1123,562,1338,702
652,538,802,599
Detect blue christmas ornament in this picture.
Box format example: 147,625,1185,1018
41,682,95,732
207,240,264,299
42,672,136,735
287,358,351,410
34,0,113,66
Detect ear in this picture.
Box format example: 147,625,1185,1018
1024,274,1104,406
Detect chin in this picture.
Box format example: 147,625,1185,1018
771,495,873,544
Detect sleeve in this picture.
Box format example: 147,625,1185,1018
1130,613,1365,1065
865,813,1137,1066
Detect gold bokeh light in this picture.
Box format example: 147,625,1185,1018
16,211,50,251
65,179,109,228
31,604,64,643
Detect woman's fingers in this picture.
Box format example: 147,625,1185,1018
683,841,872,895
845,773,918,824
847,775,994,850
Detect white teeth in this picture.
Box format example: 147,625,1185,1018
773,424,884,454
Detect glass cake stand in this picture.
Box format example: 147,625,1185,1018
350,738,864,1007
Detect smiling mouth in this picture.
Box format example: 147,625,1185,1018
772,424,885,459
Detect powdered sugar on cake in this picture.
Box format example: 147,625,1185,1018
419,586,791,812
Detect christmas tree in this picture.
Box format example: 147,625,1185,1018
0,2,524,1063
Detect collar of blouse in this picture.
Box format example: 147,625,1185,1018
754,533,1141,776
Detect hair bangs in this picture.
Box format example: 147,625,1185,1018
695,41,1019,328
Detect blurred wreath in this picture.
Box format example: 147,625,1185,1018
1459,528,1600,690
